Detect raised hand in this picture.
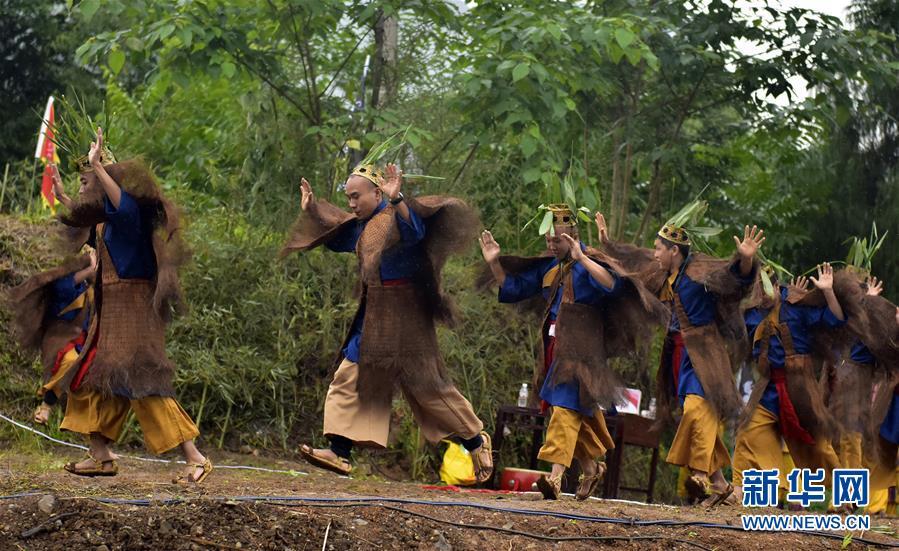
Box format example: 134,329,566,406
866,276,884,297
89,127,104,167
88,249,98,274
479,230,501,264
595,212,609,242
810,262,835,291
790,275,809,292
561,233,584,261
733,225,765,259
299,178,315,211
381,163,403,201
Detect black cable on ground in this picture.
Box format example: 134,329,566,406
3,493,896,548
264,500,715,550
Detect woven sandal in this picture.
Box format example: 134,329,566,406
64,454,118,477
685,473,712,501
576,461,606,501
470,432,494,483
701,482,734,508
173,458,214,484
537,472,563,500
299,444,352,476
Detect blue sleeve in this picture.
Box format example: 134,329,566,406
104,191,141,236
498,263,545,303
50,274,82,320
744,309,762,338
809,304,846,329
51,274,78,303
396,207,426,245
586,264,620,296
324,223,358,253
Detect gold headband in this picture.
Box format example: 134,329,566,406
74,148,116,173
547,203,577,227
657,224,691,246
350,164,384,188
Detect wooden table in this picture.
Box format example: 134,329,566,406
491,405,661,502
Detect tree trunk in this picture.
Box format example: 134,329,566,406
635,158,663,244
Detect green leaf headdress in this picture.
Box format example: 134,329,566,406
48,93,116,173
523,160,594,236
657,198,722,249
844,222,887,276
349,126,443,188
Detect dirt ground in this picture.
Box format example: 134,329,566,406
1,448,897,550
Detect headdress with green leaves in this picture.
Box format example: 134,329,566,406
48,93,116,173
349,126,443,188
657,198,721,250
844,223,887,275
523,160,595,236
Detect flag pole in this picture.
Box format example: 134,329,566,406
0,163,9,212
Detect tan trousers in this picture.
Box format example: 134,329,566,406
733,405,841,487
61,389,200,454
537,406,615,467
323,358,483,448
666,394,731,474
39,347,79,398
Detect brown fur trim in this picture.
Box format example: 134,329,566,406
356,285,450,397
856,294,899,369
866,373,899,472
681,323,744,420
5,254,91,352
279,199,356,257
784,354,839,440
826,359,879,433
406,196,480,326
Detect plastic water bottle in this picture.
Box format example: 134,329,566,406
517,383,529,408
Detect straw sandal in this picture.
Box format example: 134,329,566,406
299,444,352,476
64,453,118,477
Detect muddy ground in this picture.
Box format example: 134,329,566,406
0,448,897,550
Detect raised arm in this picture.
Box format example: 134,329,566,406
733,225,765,277
88,127,121,208
810,262,845,321
479,230,506,287
561,233,615,289
72,249,98,284
50,163,74,210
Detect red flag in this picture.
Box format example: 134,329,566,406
35,96,59,212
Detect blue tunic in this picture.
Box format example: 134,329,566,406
88,191,158,280
49,275,88,323
324,201,427,362
745,286,846,416
666,256,752,404
879,391,899,445
849,341,875,365
498,244,620,414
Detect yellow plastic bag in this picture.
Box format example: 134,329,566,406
439,440,476,486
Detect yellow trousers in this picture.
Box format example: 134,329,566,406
838,432,864,470
537,406,615,467
666,395,730,474
61,389,199,454
733,405,841,487
868,437,899,493
39,348,79,398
